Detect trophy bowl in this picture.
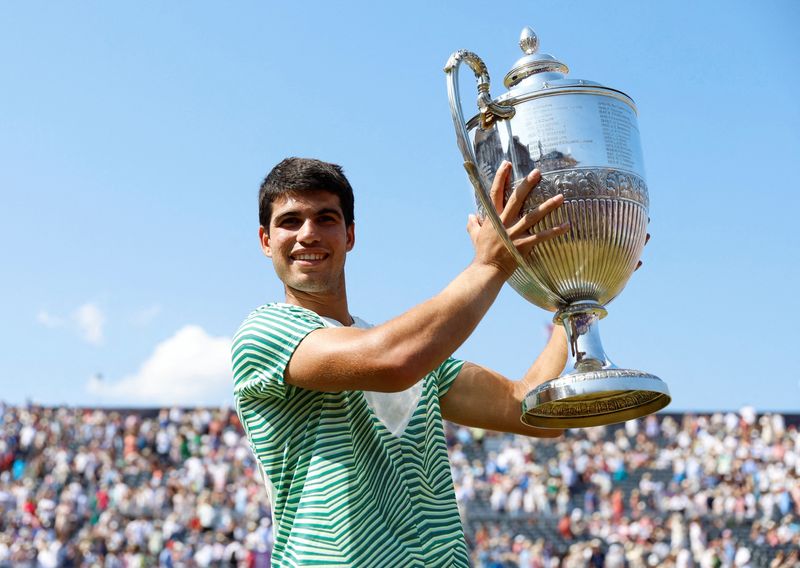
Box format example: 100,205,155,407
445,27,670,428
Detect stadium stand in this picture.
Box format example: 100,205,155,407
0,403,797,567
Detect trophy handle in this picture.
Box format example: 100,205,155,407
444,50,515,152
445,50,564,308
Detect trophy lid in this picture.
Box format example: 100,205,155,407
504,27,587,90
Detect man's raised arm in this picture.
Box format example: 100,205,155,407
285,163,569,393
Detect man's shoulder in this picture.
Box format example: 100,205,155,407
233,303,326,347
237,303,324,329
231,304,329,397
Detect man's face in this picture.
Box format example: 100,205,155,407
260,190,355,295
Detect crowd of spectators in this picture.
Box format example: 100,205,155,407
0,402,797,567
447,409,800,567
0,404,274,567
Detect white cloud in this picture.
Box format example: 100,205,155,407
74,303,105,345
37,310,65,328
38,303,107,345
131,304,162,326
86,325,233,406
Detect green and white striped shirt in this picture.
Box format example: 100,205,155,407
232,303,469,567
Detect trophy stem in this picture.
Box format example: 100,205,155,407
520,301,671,429
556,301,613,373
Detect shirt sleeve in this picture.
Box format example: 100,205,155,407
436,356,466,398
231,304,325,401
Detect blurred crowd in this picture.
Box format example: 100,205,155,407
0,402,797,567
447,409,800,567
0,404,273,567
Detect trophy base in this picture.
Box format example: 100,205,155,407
521,369,671,429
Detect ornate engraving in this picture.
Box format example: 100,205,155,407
536,390,660,417
518,168,649,208
547,369,661,388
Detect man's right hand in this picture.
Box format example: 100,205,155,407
467,161,569,278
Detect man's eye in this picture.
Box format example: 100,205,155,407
279,218,300,228
319,215,337,223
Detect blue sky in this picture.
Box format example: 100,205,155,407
1,1,798,411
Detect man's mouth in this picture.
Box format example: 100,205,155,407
291,252,328,262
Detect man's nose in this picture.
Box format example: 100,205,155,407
297,219,320,243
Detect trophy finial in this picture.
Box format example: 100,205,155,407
519,27,539,55
505,26,568,88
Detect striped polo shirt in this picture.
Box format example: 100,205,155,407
231,303,469,567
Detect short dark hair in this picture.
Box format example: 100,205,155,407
259,157,355,228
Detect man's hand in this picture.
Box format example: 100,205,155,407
467,162,569,278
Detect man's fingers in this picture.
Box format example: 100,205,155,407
502,169,541,223
515,222,570,252
637,232,648,272
508,194,565,236
466,214,481,241
489,162,512,214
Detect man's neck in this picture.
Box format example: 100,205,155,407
283,286,352,326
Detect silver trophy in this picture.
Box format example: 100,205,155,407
445,27,670,428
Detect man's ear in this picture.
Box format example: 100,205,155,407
259,226,272,258
345,223,355,252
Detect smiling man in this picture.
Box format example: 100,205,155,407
231,157,570,567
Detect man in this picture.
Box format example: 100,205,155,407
232,157,570,567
